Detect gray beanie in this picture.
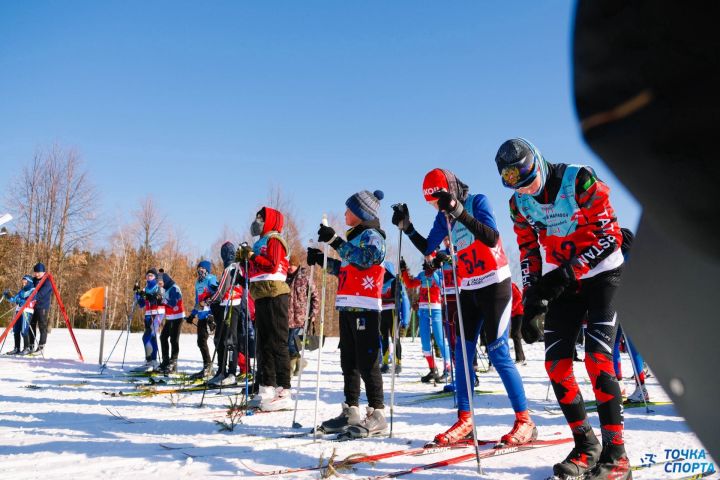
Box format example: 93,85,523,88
345,190,384,221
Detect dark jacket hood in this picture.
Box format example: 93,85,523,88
221,241,236,268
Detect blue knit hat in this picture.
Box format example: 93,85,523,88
197,260,212,273
22,275,33,283
33,263,46,273
346,190,384,221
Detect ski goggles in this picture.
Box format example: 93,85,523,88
500,154,538,189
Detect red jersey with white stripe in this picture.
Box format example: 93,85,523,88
336,263,385,310
164,298,185,320
401,269,442,310
450,194,511,290
510,164,623,289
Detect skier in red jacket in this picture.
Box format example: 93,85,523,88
496,138,630,480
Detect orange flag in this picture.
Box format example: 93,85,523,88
79,287,105,311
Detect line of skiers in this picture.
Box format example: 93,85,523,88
115,136,642,479
3,263,53,355
307,138,636,479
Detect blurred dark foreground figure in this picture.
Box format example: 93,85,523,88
574,0,720,460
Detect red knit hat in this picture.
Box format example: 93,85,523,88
422,168,449,202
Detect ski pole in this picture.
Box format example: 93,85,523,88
217,255,246,398
0,301,11,354
439,271,456,406
389,223,403,438
121,287,138,369
622,328,652,414
313,214,329,441
243,257,251,416
475,334,488,373
444,213,483,474
200,256,241,408
101,299,137,373
545,381,552,402
425,271,447,385
198,327,221,408
292,239,315,428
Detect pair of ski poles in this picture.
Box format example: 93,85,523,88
99,298,137,373
287,215,329,439
199,250,249,408
391,203,484,474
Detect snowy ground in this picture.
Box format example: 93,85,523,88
0,328,716,480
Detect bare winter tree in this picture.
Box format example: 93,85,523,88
3,146,102,327
133,195,165,271
6,145,100,273
264,184,304,259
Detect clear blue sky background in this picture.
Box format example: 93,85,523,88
0,1,640,266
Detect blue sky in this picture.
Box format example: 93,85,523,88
0,1,640,265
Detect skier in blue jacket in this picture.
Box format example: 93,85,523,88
134,268,165,371
379,261,410,374
186,260,219,379
3,275,35,355
30,263,53,354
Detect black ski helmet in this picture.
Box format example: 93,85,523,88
495,138,543,189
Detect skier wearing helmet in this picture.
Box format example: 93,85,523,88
496,138,628,480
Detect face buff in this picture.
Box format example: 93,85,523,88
251,218,264,237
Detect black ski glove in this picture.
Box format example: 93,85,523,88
236,244,254,262
307,247,324,267
521,309,545,344
185,314,196,324
432,251,451,269
391,203,413,232
399,257,408,272
521,286,546,344
537,264,576,302
431,191,464,218
317,224,343,248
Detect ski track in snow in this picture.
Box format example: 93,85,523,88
0,329,716,479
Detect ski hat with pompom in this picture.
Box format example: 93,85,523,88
346,190,384,221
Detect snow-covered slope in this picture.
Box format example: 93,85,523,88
0,329,715,479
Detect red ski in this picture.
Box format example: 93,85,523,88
369,437,573,479
240,437,490,476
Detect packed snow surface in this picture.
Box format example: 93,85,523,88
0,328,715,479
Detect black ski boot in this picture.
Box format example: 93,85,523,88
551,428,602,479
157,359,170,373
585,443,632,480
421,367,439,383
162,360,177,374
189,364,212,380
6,347,20,355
